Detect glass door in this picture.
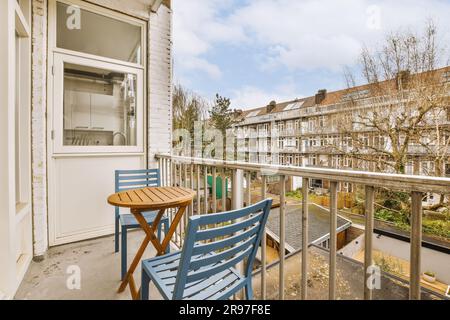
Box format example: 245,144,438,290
53,53,144,154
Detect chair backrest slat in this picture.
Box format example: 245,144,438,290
172,199,272,300
189,234,257,270
195,212,262,241
192,224,260,255
115,169,160,193
186,246,253,284
114,169,160,217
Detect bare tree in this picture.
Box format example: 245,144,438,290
334,21,450,178
172,84,209,155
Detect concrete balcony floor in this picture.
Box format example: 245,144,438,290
15,231,162,300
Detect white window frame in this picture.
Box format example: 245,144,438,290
52,53,145,154
48,0,147,155
49,0,146,70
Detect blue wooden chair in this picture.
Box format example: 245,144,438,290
114,169,170,280
141,199,273,300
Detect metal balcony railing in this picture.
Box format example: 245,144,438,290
155,154,450,300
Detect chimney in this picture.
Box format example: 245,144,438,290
315,89,327,105
397,70,410,90
233,109,243,117
267,100,277,113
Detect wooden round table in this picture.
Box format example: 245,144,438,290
107,186,195,300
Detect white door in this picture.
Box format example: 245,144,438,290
47,0,147,246
48,53,146,246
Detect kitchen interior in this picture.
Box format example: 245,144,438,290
63,63,137,147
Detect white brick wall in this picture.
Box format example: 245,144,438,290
31,0,48,257
30,0,173,256
148,5,173,166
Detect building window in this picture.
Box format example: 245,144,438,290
311,179,323,189
421,161,435,176
319,116,325,128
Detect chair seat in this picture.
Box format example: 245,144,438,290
142,251,246,300
120,211,167,229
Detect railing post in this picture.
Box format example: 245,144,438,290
165,158,170,187
364,185,375,300
261,175,267,300
161,158,166,186
232,169,244,210
301,177,309,300
232,169,244,299
221,169,227,212
329,181,338,300
279,175,286,300
189,164,194,217
246,172,251,206
158,157,162,182
410,191,423,300
204,166,209,214
196,165,201,215
212,167,217,213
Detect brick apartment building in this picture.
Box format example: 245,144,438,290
233,67,450,199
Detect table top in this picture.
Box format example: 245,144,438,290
108,186,195,211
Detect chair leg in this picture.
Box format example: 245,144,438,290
164,220,170,254
121,226,127,280
141,268,151,300
115,216,120,253
245,280,254,300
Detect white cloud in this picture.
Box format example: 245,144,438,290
172,0,246,79
231,82,302,110
229,0,450,71
174,0,450,77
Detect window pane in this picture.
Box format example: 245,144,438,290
63,63,137,146
56,2,142,64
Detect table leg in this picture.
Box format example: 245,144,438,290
118,209,165,299
118,204,190,300
117,231,151,296
159,205,188,255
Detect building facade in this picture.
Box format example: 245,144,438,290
0,0,172,298
234,68,450,194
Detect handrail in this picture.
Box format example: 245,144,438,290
156,153,447,300
155,154,450,194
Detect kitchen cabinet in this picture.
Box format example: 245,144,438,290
64,90,91,130
64,91,120,132
90,93,119,132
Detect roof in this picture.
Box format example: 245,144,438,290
266,203,351,250
235,66,450,122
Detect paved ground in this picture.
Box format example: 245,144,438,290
15,230,163,300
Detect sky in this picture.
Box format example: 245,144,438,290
172,0,450,110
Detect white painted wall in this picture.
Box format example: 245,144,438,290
0,0,33,298
148,4,172,166
373,234,450,284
